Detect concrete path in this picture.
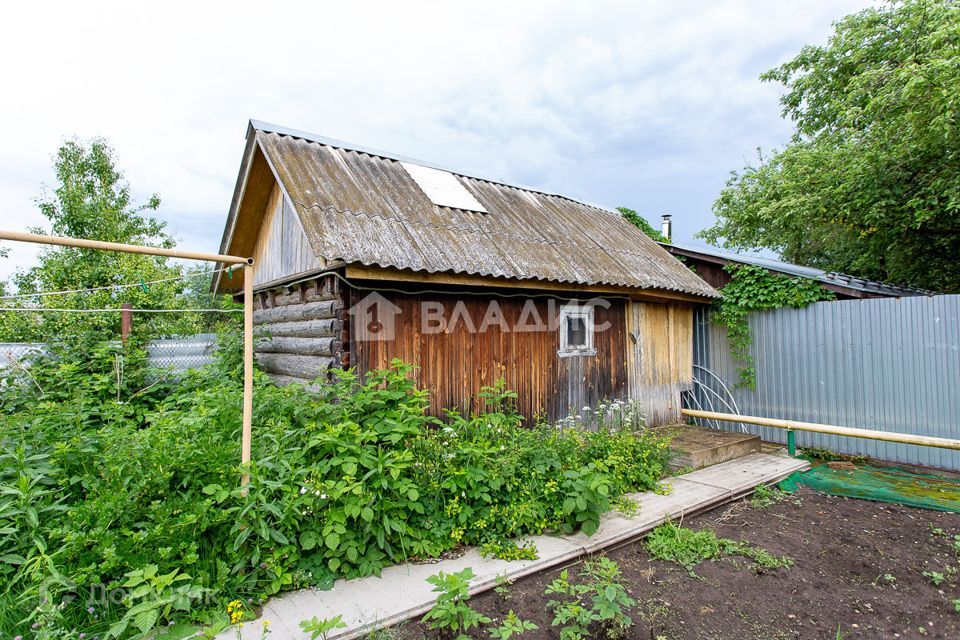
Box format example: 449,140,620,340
223,452,808,640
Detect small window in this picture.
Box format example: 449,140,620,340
567,315,587,347
558,303,595,357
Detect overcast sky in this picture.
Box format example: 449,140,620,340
0,0,874,280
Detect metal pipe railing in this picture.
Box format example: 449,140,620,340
682,408,960,454
0,229,253,265
0,229,256,488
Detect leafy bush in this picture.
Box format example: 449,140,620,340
750,483,786,509
645,521,723,570
0,337,670,639
923,571,946,587
581,557,635,637
421,568,536,640
421,568,490,639
545,557,636,640
487,610,538,639
616,206,667,243
105,566,206,639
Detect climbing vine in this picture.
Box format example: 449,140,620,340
715,264,834,388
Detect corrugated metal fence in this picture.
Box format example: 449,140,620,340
688,295,960,471
0,334,218,374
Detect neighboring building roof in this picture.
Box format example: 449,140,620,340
218,121,719,299
664,242,935,298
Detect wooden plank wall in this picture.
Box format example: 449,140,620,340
250,184,322,287
626,301,694,425
350,291,628,423
250,279,696,427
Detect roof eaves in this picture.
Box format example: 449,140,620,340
662,242,935,297
212,126,261,292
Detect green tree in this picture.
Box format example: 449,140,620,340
617,207,668,242
699,0,960,292
0,138,232,343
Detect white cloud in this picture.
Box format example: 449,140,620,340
0,0,875,279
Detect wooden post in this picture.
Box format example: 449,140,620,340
241,264,254,489
0,229,255,487
121,304,133,343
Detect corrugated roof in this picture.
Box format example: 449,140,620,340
665,242,935,297
244,121,718,299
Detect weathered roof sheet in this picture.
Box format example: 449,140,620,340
665,242,935,297
239,121,718,298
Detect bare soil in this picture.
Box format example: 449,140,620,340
405,488,960,639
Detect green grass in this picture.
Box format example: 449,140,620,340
645,521,793,571
751,483,787,508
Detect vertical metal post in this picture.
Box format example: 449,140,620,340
241,264,254,489
787,429,796,457
120,303,133,343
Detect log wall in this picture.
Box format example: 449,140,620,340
252,274,349,386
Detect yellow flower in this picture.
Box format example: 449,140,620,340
262,620,271,628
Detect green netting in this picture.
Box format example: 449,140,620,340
779,463,960,513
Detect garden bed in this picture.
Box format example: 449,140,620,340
404,487,960,639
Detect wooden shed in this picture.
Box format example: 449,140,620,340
215,121,719,425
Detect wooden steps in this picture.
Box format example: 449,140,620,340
656,423,761,470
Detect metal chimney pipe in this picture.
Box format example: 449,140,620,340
661,214,672,241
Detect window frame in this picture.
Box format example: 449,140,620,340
558,303,596,357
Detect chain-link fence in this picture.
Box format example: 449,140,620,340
0,334,218,374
